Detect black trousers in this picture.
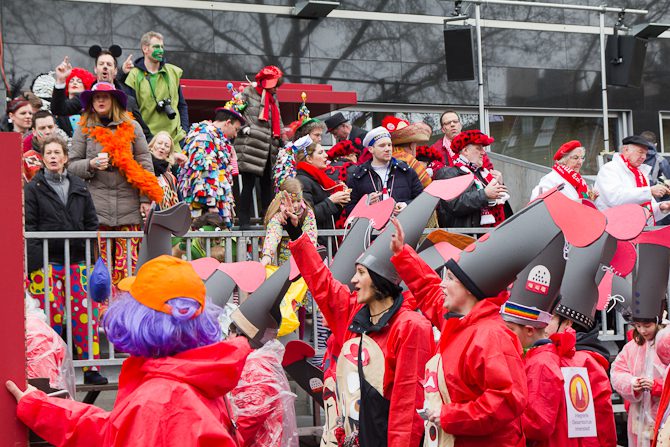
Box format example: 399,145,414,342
237,158,274,227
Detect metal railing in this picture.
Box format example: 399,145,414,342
24,227,628,373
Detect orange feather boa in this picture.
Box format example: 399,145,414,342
82,121,164,203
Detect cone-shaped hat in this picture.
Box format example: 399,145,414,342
555,233,617,330
447,189,606,300
231,251,326,347
136,202,191,273
632,243,670,322
501,233,567,327
330,196,395,290
356,176,474,284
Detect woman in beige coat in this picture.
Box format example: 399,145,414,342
69,82,158,284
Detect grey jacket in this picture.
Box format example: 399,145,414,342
68,119,154,227
233,85,284,176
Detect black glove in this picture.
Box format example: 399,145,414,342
285,220,303,241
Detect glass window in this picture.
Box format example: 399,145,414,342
661,113,670,153
343,110,480,147
488,114,618,175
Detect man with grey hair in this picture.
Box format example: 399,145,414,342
595,135,670,224
123,31,189,145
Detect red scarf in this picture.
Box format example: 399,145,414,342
255,86,281,138
553,163,588,199
622,155,654,222
296,161,345,194
453,156,505,227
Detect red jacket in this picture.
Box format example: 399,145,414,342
653,373,670,447
289,233,433,447
571,350,617,447
523,342,568,447
391,245,527,447
17,338,251,447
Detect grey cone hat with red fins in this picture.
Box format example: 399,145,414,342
356,176,475,284
446,187,607,300
231,249,326,348
329,195,396,290
135,202,191,273
501,233,567,328
632,242,670,323
555,204,648,330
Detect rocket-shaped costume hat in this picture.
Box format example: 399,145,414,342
329,195,396,290
446,187,607,300
631,226,670,322
190,257,266,308
231,249,326,348
415,230,474,273
356,176,475,284
501,233,567,328
135,202,192,273
555,204,647,329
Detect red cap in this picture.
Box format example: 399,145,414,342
451,130,494,154
255,65,283,89
553,140,583,161
381,115,409,132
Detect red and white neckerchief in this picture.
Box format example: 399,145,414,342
622,155,655,224
553,163,589,199
454,155,501,226
443,136,456,165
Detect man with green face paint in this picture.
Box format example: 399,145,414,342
124,31,189,146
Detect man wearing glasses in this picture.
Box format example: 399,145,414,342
431,110,494,169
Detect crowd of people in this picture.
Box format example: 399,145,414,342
4,29,670,447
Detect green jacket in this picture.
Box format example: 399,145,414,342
126,62,186,143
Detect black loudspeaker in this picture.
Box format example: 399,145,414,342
605,35,647,88
444,26,476,81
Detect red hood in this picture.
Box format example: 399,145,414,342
117,337,252,401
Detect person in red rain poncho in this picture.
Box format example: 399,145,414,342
498,234,569,447
5,255,251,447
389,218,528,447
287,217,433,447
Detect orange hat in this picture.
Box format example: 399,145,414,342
118,255,206,316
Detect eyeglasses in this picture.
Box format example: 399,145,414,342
441,119,460,126
568,155,586,161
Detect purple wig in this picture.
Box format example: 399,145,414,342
103,292,222,358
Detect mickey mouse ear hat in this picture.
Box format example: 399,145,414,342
447,188,607,300
356,176,474,284
501,234,567,328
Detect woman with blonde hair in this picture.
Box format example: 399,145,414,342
147,131,181,209
261,178,317,267
69,82,159,284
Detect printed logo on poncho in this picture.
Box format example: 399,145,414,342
569,374,590,412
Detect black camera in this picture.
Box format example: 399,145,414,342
156,98,176,120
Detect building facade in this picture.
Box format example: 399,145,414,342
2,0,670,174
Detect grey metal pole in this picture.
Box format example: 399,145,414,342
599,10,610,152
475,3,486,132
461,0,647,15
